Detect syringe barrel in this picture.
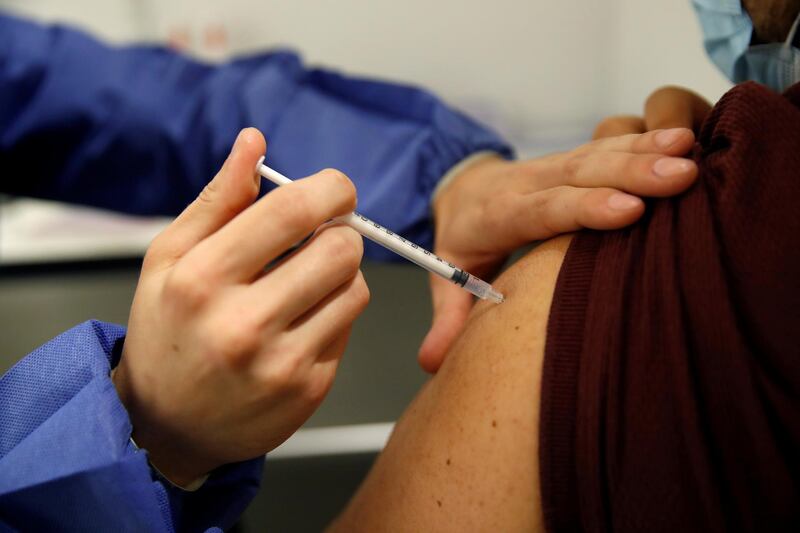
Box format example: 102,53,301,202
338,212,455,279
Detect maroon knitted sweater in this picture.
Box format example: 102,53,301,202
541,82,800,533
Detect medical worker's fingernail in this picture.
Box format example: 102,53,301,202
653,157,693,178
655,128,686,148
232,129,248,154
607,193,642,210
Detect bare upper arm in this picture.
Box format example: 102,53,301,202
330,235,573,533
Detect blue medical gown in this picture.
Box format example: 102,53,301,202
0,13,511,261
0,321,260,532
0,12,512,532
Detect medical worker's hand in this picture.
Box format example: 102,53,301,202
593,85,713,138
113,128,369,487
420,126,699,373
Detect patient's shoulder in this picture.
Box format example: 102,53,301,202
460,234,573,356
492,235,573,300
330,235,573,533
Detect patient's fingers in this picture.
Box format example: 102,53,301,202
591,89,712,144
644,86,712,132
593,115,646,139
419,276,473,374
575,127,695,156
562,151,696,197
516,186,645,238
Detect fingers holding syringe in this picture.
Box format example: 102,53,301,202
146,128,265,268
250,224,366,327
286,272,370,364
249,273,368,383
187,168,357,284
254,327,354,418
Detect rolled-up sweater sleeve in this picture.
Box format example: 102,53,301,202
539,81,800,533
0,13,513,260
0,321,262,532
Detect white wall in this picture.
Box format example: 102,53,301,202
186,0,616,148
608,0,732,116
0,0,149,42
0,0,734,153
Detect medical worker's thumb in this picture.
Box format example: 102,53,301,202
149,128,266,263
418,279,472,373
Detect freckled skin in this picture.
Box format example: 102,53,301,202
329,236,573,533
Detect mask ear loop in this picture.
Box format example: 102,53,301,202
785,10,800,49
783,11,800,87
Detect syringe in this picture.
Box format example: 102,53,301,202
256,158,504,304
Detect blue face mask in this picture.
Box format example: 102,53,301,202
692,0,800,92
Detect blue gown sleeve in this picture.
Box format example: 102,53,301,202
0,13,513,259
0,321,263,532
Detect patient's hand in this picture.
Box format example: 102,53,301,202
421,127,698,373
593,85,713,138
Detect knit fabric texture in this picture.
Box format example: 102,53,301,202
540,81,800,533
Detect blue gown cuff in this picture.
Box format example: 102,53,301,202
0,320,262,532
